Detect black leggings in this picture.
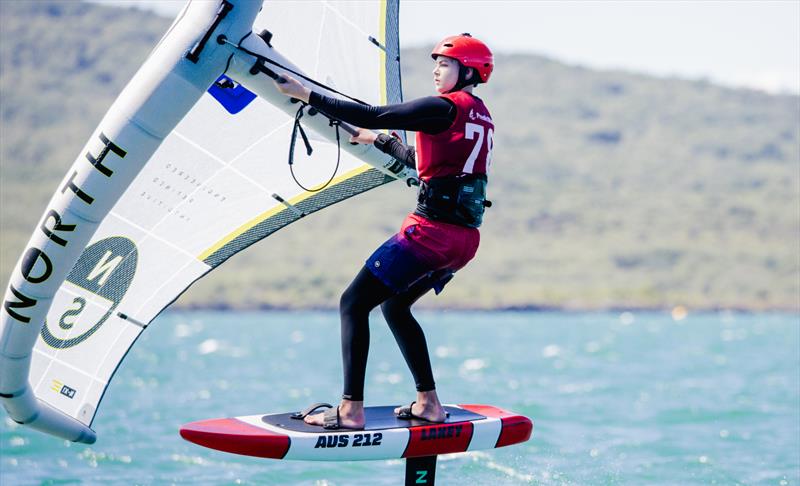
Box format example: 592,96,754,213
340,267,438,401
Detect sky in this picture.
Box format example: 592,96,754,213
96,0,800,94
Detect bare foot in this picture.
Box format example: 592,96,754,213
304,400,365,429
395,391,447,422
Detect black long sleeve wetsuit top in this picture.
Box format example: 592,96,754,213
308,92,457,168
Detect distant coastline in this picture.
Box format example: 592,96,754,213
1,1,798,313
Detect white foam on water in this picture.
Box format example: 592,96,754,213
542,344,561,358
460,358,488,372
619,312,635,325
198,339,219,354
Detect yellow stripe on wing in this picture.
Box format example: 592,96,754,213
197,164,373,261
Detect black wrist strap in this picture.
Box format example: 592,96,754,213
373,133,393,152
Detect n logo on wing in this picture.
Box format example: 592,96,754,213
40,237,137,349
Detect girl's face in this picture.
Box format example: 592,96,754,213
432,56,460,93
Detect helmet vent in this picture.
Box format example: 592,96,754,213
443,43,453,47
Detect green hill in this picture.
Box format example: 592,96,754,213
1,1,798,311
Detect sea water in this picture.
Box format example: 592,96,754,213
1,311,798,485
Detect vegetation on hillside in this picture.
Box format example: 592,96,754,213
1,1,798,311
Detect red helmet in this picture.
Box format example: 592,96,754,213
431,33,493,83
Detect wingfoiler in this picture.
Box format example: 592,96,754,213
0,3,532,484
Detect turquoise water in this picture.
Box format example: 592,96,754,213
1,311,798,485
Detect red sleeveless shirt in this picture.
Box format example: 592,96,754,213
398,91,494,271
414,91,494,181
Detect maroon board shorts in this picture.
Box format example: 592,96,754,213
366,213,480,294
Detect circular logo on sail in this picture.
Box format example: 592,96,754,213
40,236,137,349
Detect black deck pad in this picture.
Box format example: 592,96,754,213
262,405,485,433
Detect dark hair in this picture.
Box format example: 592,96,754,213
449,63,478,92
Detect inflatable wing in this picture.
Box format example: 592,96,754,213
0,0,407,443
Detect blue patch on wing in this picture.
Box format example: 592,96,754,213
207,75,256,115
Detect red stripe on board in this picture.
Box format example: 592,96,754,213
495,415,533,448
459,404,533,448
403,421,474,458
180,418,290,459
458,404,515,419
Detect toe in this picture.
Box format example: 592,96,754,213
303,412,323,426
